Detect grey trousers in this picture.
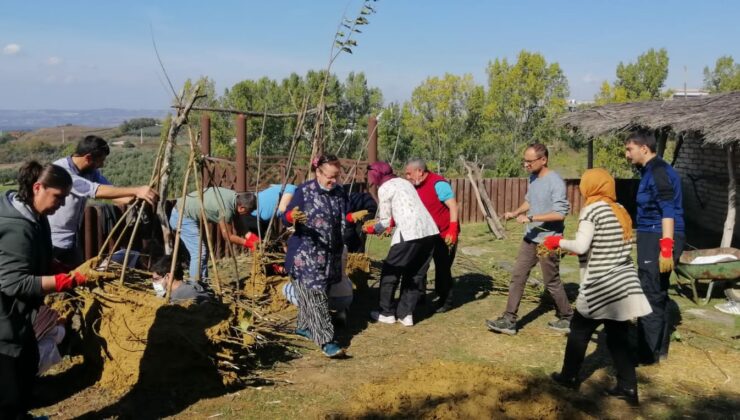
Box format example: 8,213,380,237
503,239,573,321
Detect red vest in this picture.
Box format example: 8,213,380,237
416,172,455,236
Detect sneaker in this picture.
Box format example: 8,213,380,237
370,311,396,324
550,372,580,391
321,342,345,358
294,328,312,341
715,300,740,316
548,318,571,334
486,317,517,335
397,314,413,327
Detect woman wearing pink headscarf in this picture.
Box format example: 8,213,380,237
363,161,439,327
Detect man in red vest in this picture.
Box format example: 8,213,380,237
405,158,460,313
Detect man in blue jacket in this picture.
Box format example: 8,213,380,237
625,129,685,365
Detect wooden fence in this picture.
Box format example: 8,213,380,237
448,177,639,223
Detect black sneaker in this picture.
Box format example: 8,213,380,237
486,317,517,335
550,372,580,391
435,299,453,313
547,318,571,334
604,386,639,406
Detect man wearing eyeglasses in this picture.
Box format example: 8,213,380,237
486,143,572,335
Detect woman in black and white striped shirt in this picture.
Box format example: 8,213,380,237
544,168,651,406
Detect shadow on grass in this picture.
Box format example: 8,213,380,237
42,301,298,420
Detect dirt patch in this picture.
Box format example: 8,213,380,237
331,360,590,419
79,283,232,396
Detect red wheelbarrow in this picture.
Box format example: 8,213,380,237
674,247,740,305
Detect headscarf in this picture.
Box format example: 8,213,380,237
367,161,396,187
579,168,633,241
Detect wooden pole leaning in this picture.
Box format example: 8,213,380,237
165,150,195,300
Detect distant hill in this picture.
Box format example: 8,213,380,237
17,125,118,144
0,109,169,131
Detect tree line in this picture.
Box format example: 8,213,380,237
180,49,740,179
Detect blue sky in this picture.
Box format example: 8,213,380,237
1,0,738,109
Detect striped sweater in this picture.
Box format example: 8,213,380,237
559,202,652,321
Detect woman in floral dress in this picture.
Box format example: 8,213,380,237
283,154,367,358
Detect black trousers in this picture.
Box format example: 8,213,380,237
52,244,84,270
560,311,637,390
0,342,39,420
431,235,457,303
243,214,269,236
379,236,434,318
636,231,685,362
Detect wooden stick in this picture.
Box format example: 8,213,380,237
187,126,237,296
165,150,195,300
189,153,223,296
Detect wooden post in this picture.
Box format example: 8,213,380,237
368,115,378,163
656,129,668,158
721,143,737,247
201,113,211,187
236,114,247,192
83,206,97,260
587,138,594,169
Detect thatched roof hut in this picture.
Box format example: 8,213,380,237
560,91,740,248
561,91,740,146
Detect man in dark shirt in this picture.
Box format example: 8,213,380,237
624,129,685,364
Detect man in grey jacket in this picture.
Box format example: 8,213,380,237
486,143,573,335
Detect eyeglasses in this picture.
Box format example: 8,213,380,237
318,167,340,180
522,157,544,165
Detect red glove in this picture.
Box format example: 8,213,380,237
54,271,87,293
243,232,260,251
346,210,369,223
285,206,307,225
271,263,286,275
659,237,675,273
363,223,377,235
443,221,459,247
543,235,563,250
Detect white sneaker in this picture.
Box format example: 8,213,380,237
715,300,740,316
397,314,414,327
370,311,396,324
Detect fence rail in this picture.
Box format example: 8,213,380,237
449,177,639,224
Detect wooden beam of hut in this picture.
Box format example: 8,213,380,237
721,143,737,247
171,103,335,118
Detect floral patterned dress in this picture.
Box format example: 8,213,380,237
283,180,348,290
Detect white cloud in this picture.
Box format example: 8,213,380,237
46,56,62,66
3,43,21,55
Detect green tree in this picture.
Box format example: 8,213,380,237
377,102,413,165
703,55,740,93
598,48,669,102
484,50,569,176
402,73,478,172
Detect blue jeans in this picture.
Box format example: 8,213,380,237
169,208,208,281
